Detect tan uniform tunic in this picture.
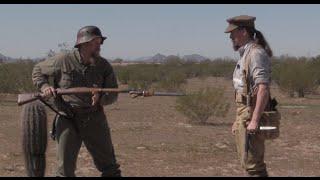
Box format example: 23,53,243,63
232,41,270,176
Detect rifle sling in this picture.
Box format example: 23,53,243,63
38,97,80,137
38,98,66,117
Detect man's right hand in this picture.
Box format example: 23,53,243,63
41,86,57,98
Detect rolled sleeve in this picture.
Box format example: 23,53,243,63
32,56,60,91
249,48,271,86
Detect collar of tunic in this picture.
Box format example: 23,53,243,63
73,49,97,67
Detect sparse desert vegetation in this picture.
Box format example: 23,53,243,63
1,55,320,176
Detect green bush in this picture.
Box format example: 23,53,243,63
308,56,320,85
10,54,320,98
114,66,130,84
126,64,161,89
0,60,36,93
272,57,318,97
208,59,236,79
175,87,230,125
112,59,237,91
156,70,187,91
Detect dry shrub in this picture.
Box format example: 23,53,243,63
175,87,230,124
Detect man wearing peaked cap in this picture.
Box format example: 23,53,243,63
225,15,275,177
224,15,256,33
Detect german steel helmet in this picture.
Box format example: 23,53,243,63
74,26,107,48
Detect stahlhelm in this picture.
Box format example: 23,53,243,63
74,26,107,48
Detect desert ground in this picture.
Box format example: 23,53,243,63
0,77,320,177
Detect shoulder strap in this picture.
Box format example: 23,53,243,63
242,45,253,96
242,43,263,95
243,44,273,110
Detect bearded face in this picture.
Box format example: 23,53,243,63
230,28,246,51
78,37,103,65
89,37,102,58
91,48,101,58
233,43,240,51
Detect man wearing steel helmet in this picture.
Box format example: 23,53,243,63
225,15,273,177
32,26,121,177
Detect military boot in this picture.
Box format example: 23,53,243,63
101,163,122,177
246,170,269,177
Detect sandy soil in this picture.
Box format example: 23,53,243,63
0,77,319,177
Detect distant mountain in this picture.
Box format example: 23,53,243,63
133,53,209,63
150,53,167,63
0,53,14,62
182,54,208,62
134,53,167,63
0,52,46,63
134,56,153,61
31,57,46,62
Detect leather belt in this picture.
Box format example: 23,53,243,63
235,92,247,104
234,92,255,105
71,105,101,114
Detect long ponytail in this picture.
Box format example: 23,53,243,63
254,30,273,57
244,27,273,57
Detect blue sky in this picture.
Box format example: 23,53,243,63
0,4,319,60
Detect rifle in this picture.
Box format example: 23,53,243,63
17,87,186,106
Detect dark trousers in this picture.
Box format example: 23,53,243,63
55,109,121,177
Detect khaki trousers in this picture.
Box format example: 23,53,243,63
234,102,267,176
54,109,121,177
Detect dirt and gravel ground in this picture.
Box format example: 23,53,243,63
0,77,319,177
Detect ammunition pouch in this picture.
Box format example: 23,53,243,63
259,97,281,140
49,96,76,141
53,96,75,119
235,92,281,140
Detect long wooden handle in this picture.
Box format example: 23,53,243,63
17,88,130,106
56,87,130,95
17,87,185,106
